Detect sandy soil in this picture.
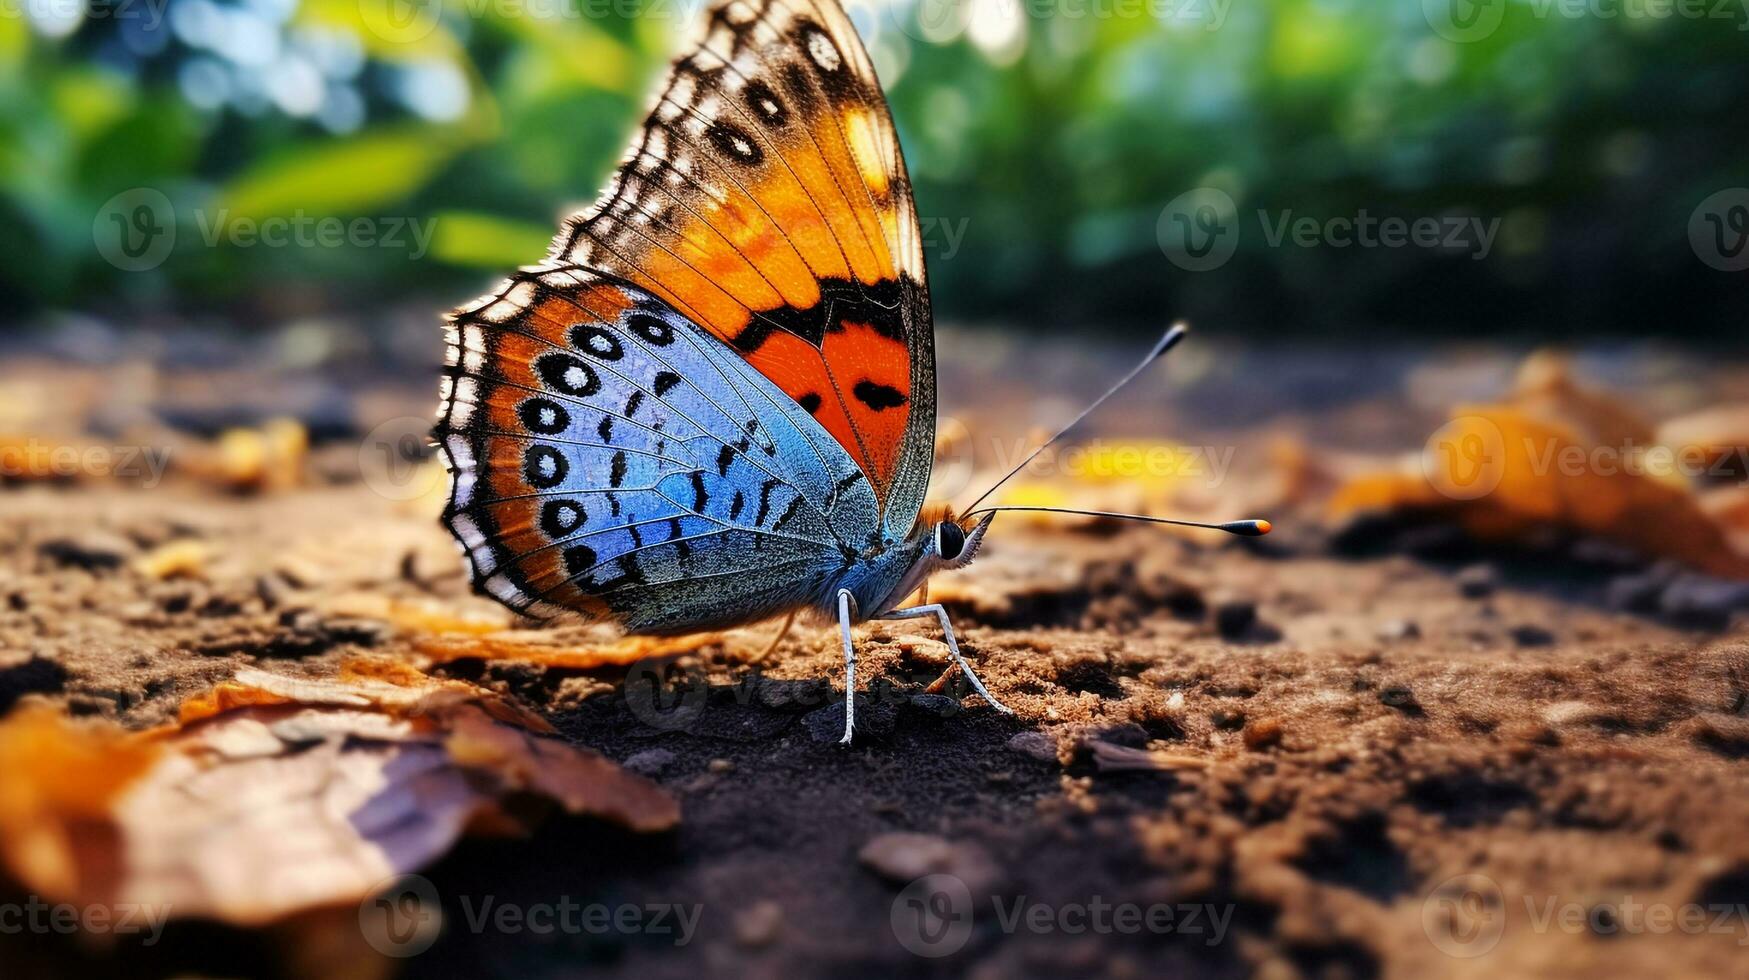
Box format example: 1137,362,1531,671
2,331,1747,979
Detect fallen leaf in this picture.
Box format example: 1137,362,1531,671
411,630,723,669
180,418,307,492
0,660,677,928
1331,353,1749,579
1659,403,1749,476
1087,741,1212,773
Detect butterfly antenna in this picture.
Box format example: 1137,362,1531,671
959,322,1191,515
964,506,1271,537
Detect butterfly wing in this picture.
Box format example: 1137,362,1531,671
549,0,934,542
437,269,880,631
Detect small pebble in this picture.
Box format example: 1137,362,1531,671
803,700,895,742
1213,599,1257,639
734,901,784,948
1210,707,1246,730
906,693,960,718
1660,575,1749,631
1242,718,1283,750
1457,564,1497,599
255,573,292,610
707,758,735,774
1570,537,1647,571
1378,685,1420,713
1398,524,1472,560
857,832,1001,894
39,532,135,571
1006,731,1057,762
622,748,677,777
1606,571,1666,613
1509,624,1555,647
1376,618,1421,641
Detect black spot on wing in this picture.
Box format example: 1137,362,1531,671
706,120,763,166
624,390,644,416
716,444,735,477
562,544,597,579
797,392,822,415
853,380,907,411
743,79,789,127
772,495,804,531
518,398,570,435
730,489,745,521
540,499,585,538
690,471,709,511
627,312,675,346
755,478,779,526
609,451,628,488
569,324,624,361
597,416,614,441
536,353,600,397
653,371,682,396
524,445,568,490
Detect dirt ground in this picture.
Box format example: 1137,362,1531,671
2,327,1748,979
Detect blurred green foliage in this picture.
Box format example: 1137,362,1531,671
1,0,1745,337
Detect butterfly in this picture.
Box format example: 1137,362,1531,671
436,0,1268,743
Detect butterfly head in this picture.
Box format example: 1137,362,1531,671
913,503,994,573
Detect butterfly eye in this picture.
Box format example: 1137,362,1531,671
934,520,966,561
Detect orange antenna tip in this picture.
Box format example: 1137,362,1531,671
1221,519,1272,537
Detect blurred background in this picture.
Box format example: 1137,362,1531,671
4,0,1747,342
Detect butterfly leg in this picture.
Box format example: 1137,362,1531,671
878,604,1014,716
837,588,857,745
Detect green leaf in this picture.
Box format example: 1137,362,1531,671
213,130,465,223
428,210,554,267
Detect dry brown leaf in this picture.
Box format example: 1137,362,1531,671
1330,352,1749,579
1659,403,1749,473
179,418,307,492
1512,350,1657,449
0,662,677,928
411,630,723,669
1088,741,1212,773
